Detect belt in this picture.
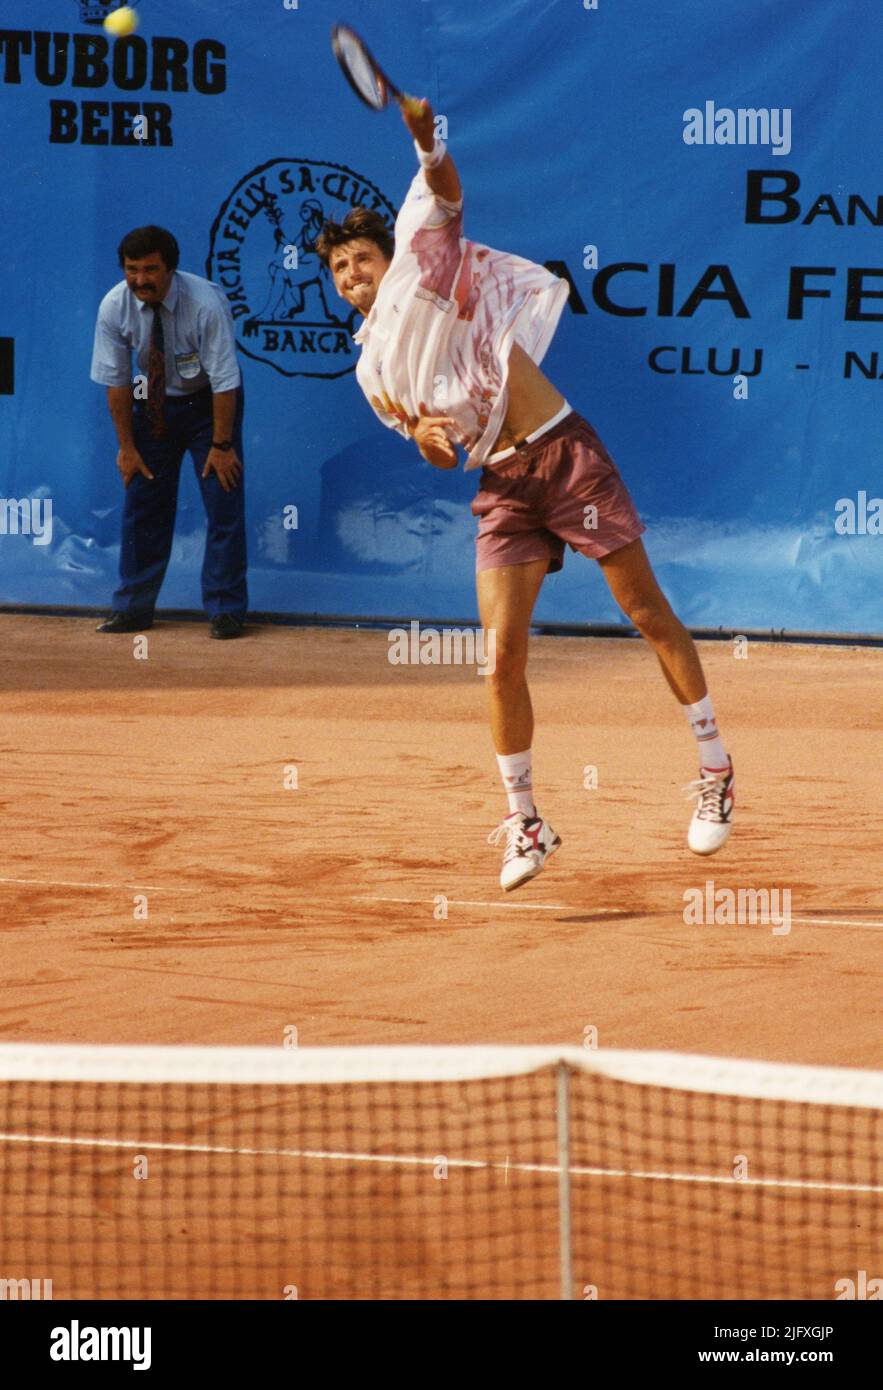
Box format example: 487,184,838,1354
486,399,572,464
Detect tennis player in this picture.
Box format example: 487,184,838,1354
317,101,734,890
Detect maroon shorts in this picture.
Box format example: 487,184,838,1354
471,411,646,574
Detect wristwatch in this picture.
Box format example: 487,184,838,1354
211,439,233,451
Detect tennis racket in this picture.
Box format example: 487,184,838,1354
331,23,424,117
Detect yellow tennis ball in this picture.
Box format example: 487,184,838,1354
104,6,139,37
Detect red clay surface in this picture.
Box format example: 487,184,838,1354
1,613,880,1065
2,613,882,1300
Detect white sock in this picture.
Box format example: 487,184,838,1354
496,749,535,815
683,695,729,772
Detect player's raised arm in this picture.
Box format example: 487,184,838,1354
400,97,462,204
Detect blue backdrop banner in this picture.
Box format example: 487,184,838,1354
1,0,881,633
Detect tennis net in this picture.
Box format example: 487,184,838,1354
0,1044,880,1300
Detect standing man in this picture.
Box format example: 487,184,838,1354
91,225,247,638
317,102,735,890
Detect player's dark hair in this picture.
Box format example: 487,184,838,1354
117,225,180,271
315,207,394,268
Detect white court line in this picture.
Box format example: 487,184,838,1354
0,1129,879,1195
3,879,881,930
352,894,580,913
0,877,195,893
793,916,883,930
353,895,883,929
1,883,603,912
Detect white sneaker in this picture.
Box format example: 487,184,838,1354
488,810,562,891
685,755,735,855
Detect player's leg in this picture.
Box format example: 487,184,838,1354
476,559,562,890
597,537,704,703
533,408,735,855
598,537,734,853
185,385,248,634
476,559,546,756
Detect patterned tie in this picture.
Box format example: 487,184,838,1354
146,305,167,437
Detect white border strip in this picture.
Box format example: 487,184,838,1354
0,1045,881,1109
0,1130,879,1195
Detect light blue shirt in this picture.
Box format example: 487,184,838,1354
90,270,241,396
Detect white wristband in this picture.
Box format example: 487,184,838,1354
415,136,446,170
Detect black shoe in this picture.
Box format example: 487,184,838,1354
210,614,245,640
96,611,153,633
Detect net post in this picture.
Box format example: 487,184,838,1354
556,1060,574,1301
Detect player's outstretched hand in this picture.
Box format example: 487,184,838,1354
400,96,435,147
409,407,458,470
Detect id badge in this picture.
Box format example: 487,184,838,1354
175,351,202,380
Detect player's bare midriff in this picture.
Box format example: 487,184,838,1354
490,342,568,453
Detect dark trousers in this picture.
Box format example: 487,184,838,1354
113,385,248,619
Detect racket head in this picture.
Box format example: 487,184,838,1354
331,24,399,111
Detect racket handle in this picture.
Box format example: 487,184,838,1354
400,94,426,117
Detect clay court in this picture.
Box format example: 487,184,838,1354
2,613,882,1301
2,612,880,1062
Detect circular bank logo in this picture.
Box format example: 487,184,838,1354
207,158,397,380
